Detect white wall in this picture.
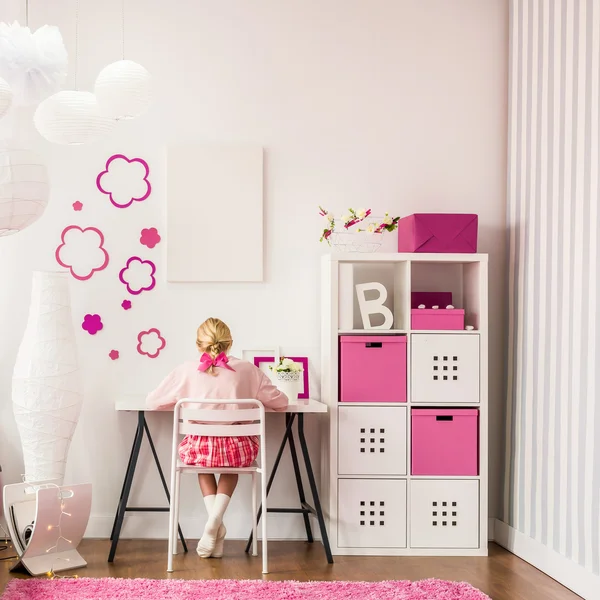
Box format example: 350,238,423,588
0,0,508,540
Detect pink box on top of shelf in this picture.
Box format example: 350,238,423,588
397,214,478,253
411,308,465,330
411,408,479,476
340,335,407,403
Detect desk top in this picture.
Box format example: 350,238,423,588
115,395,328,414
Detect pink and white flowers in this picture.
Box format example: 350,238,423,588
269,357,304,373
318,206,399,243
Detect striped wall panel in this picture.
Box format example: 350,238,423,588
505,0,600,576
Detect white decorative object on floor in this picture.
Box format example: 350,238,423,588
12,271,83,484
34,91,116,145
168,399,268,573
356,282,394,329
95,60,151,120
0,146,49,237
166,144,264,282
0,22,67,106
321,253,488,557
3,481,92,575
0,77,12,118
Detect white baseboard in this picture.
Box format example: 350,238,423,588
488,517,495,541
494,519,599,600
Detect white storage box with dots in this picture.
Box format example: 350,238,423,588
411,334,480,404
410,480,479,548
338,478,407,548
338,406,407,476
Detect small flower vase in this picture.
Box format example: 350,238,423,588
275,371,302,404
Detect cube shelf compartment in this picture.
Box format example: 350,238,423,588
321,253,488,557
339,335,407,403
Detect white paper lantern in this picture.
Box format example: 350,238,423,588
34,90,116,145
0,77,12,119
94,60,151,120
0,22,68,106
0,147,49,237
12,271,83,485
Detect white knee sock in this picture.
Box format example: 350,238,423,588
197,494,229,558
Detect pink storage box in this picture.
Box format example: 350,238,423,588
340,335,407,403
397,213,478,253
411,291,453,309
411,308,465,330
411,408,479,475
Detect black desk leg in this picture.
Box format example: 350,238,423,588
110,417,141,541
143,418,188,553
297,414,334,564
286,414,314,543
108,412,144,562
244,413,296,553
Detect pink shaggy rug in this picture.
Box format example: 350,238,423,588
1,577,491,599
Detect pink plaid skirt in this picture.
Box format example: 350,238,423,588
178,435,259,468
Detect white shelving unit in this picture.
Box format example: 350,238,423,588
320,253,488,556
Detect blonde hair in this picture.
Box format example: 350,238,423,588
196,317,233,376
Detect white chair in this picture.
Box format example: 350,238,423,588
167,399,268,573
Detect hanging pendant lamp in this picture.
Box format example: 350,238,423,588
94,1,151,120
33,0,116,145
95,59,150,120
34,90,115,145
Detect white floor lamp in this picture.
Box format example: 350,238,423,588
12,271,83,484
8,271,90,576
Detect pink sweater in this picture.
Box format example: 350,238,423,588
146,356,289,413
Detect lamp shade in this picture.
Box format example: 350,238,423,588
33,90,116,145
94,60,151,120
0,147,49,237
12,271,83,484
0,22,68,106
0,77,12,119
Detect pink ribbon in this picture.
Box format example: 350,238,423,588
198,352,235,372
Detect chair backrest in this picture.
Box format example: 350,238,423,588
173,399,265,439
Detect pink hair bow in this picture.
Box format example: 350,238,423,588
198,352,235,372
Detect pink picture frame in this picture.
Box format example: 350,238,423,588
253,356,309,399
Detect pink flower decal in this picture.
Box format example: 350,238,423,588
119,256,156,295
121,299,132,310
137,328,166,359
109,349,120,360
140,227,161,249
82,314,103,335
55,225,109,281
96,154,151,209
72,201,83,211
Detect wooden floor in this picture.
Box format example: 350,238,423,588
0,540,581,599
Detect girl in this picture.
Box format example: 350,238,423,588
146,317,288,558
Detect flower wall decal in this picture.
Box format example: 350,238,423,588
72,201,83,211
109,349,119,360
82,314,103,335
96,154,151,209
119,256,156,295
140,227,161,249
121,299,132,310
137,328,166,359
55,225,109,280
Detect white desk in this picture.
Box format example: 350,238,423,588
115,396,328,414
111,396,332,565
